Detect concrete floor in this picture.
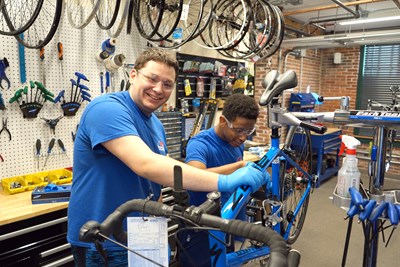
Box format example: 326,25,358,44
290,174,400,267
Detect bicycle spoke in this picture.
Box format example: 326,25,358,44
280,126,312,244
95,0,121,30
67,0,101,29
151,0,206,49
196,0,249,50
106,0,129,38
134,0,164,40
0,0,43,36
148,0,182,42
13,0,62,49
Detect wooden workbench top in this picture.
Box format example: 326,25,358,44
0,186,68,226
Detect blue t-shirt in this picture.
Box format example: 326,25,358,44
67,91,167,249
185,128,243,207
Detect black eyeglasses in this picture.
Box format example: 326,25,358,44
222,115,256,136
136,70,175,91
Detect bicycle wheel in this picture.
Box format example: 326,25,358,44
279,125,312,244
0,0,44,36
195,0,249,50
67,0,101,29
151,0,204,49
95,0,121,30
13,0,62,49
106,0,129,38
148,0,183,42
134,0,164,40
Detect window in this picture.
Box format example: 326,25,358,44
356,44,400,136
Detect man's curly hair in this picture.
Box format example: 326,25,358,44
134,48,179,81
222,93,259,121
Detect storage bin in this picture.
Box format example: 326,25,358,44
1,176,26,194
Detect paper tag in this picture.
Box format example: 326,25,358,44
127,217,168,267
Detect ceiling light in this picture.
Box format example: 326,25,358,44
339,15,400,26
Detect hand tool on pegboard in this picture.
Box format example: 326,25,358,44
41,116,63,135
0,90,6,110
18,33,27,84
57,42,64,78
0,57,10,90
0,117,12,141
43,138,56,170
72,72,89,102
39,44,46,86
35,139,41,170
57,139,71,161
71,124,79,142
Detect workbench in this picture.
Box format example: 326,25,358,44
293,128,342,187
0,186,72,266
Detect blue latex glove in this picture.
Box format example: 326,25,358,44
218,163,269,193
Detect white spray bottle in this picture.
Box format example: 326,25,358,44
336,135,361,198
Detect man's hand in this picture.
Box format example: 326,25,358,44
218,163,269,193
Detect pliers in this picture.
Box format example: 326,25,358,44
0,117,12,141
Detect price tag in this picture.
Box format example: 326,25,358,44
127,217,168,267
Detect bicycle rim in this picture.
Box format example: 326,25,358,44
148,0,183,42
0,0,44,36
134,0,164,40
14,0,62,49
280,126,312,244
151,0,204,49
67,0,101,29
106,0,129,38
95,0,121,30
195,0,249,50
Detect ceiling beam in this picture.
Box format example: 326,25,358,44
283,0,387,16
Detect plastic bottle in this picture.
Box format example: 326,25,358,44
336,135,361,198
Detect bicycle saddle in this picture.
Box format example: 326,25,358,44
259,70,298,106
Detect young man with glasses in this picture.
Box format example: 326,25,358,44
180,93,262,266
67,48,267,266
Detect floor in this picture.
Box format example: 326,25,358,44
289,173,400,267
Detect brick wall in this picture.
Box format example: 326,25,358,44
253,47,400,179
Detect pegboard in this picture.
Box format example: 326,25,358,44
0,10,148,178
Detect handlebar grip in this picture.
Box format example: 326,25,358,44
299,121,327,134
203,215,288,267
79,199,289,267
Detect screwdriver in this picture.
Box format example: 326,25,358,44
58,139,66,152
35,139,41,170
39,45,45,86
57,42,64,77
43,138,56,169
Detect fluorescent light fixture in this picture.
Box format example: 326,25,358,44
339,15,400,26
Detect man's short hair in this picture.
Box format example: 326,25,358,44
134,48,179,81
222,93,259,121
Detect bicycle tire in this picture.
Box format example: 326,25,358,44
279,126,312,244
195,0,249,50
134,0,164,40
187,0,213,41
106,0,129,38
95,0,121,30
150,0,204,49
217,0,271,59
257,4,285,60
0,0,44,36
13,0,62,49
67,0,101,29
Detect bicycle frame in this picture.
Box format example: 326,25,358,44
207,128,313,267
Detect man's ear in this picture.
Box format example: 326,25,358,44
129,69,136,83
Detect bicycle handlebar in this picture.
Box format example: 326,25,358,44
79,199,289,267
